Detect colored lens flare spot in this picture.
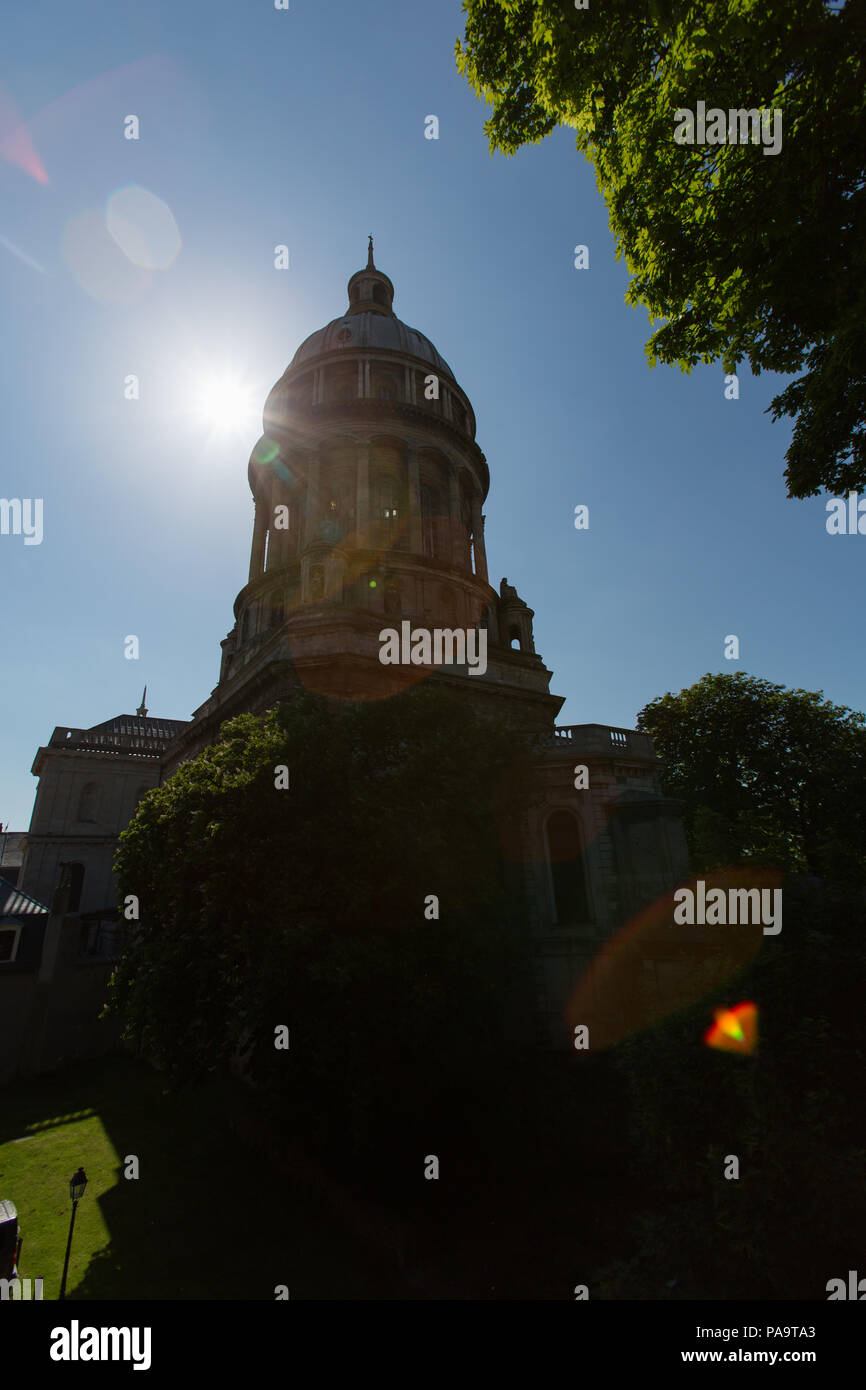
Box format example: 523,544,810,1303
253,439,280,465
705,1002,758,1055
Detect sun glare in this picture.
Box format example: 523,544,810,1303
193,373,260,440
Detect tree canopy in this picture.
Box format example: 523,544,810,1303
456,0,866,497
602,874,866,1298
636,670,866,879
105,686,535,1172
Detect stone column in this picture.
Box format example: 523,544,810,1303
262,477,275,572
472,504,489,583
249,497,267,583
356,442,371,545
271,486,291,569
303,453,320,549
326,550,348,607
407,448,422,553
448,472,462,567
363,361,371,398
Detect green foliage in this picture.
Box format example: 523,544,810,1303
456,1,866,496
636,671,866,879
106,686,535,1177
601,879,866,1298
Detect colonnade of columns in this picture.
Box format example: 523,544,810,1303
248,440,488,586
302,362,461,412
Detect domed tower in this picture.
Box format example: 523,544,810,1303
164,243,562,770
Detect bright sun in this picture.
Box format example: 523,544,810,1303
193,373,260,439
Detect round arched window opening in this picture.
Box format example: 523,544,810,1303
66,862,86,913
546,811,589,925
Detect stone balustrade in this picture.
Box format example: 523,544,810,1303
548,724,655,758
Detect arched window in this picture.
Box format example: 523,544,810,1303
378,477,400,541
546,811,589,925
0,926,20,963
78,783,98,824
509,626,522,650
328,375,353,403
421,486,440,558
373,283,387,306
67,862,85,913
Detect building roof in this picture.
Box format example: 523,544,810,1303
0,879,49,917
289,244,456,381
0,832,26,869
290,310,455,381
88,713,189,740
43,712,189,761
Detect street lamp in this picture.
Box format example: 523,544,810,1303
58,1167,87,1300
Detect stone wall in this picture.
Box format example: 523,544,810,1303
0,914,121,1086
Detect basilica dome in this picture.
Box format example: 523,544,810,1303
290,311,455,381
286,237,455,382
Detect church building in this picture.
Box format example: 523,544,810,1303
8,244,690,1068
163,239,560,772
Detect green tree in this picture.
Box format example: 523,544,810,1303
105,686,536,1181
600,878,866,1298
456,0,866,497
636,670,866,879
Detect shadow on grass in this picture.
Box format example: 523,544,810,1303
1,1055,407,1300
1,1049,656,1300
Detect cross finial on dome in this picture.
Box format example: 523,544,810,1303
367,235,375,269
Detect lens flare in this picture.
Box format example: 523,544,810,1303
564,867,782,1051
253,438,280,466
0,85,48,183
63,208,153,305
705,1001,758,1055
106,185,181,270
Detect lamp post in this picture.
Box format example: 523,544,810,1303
58,1168,87,1300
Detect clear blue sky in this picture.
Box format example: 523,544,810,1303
1,0,860,829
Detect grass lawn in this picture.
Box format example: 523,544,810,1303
0,1055,404,1300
